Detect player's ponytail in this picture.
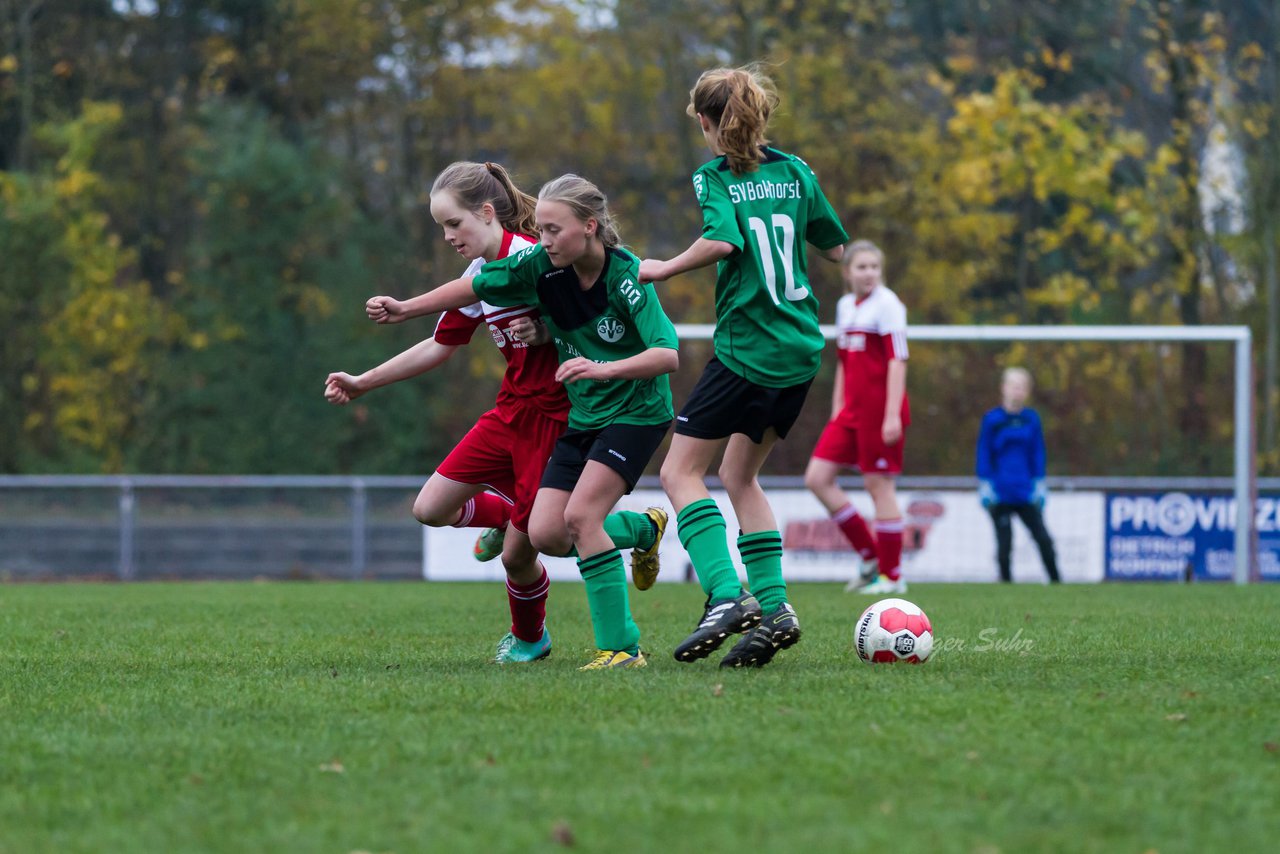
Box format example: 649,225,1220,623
431,161,539,238
538,174,622,249
688,65,778,177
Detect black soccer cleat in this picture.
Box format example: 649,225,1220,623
673,591,763,663
719,603,802,668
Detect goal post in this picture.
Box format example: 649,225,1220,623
673,323,1257,585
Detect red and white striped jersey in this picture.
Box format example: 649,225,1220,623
432,231,570,421
834,285,910,426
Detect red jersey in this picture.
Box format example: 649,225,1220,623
432,231,570,421
834,285,910,427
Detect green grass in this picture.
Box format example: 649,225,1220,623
2,581,1278,854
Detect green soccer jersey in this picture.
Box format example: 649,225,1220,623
693,147,849,387
472,244,677,431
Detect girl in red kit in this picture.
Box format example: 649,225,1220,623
803,239,910,594
325,161,569,662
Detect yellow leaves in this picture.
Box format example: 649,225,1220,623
0,54,17,73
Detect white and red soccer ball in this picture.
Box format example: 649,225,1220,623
855,598,934,664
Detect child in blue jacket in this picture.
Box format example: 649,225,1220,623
976,367,1060,583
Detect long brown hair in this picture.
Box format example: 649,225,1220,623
430,161,538,237
687,65,779,176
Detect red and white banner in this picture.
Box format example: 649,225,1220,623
424,489,1106,584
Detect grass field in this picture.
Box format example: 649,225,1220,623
2,580,1278,853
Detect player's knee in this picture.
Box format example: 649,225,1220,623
528,523,569,557
562,507,601,545
802,461,829,492
411,498,454,528
659,458,689,496
717,462,756,498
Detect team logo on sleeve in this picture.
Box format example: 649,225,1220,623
693,173,707,203
619,278,644,309
489,323,507,348
597,316,626,343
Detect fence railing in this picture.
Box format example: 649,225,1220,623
1,475,1271,581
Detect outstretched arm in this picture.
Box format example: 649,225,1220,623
325,338,460,404
638,238,735,283
366,276,478,324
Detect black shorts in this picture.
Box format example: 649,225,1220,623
539,421,670,493
674,357,813,443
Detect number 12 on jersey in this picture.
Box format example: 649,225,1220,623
747,214,809,306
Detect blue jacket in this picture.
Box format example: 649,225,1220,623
976,407,1046,504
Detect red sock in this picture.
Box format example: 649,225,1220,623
506,563,549,642
455,493,512,529
875,518,904,581
832,504,877,561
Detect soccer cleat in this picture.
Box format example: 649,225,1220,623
857,575,908,595
719,603,802,668
845,557,880,591
579,649,647,670
493,629,552,663
473,526,506,562
631,506,668,591
673,591,762,663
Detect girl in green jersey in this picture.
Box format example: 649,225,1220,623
368,175,678,670
639,66,848,668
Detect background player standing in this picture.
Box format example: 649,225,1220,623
639,66,848,668
803,239,911,595
976,367,1060,583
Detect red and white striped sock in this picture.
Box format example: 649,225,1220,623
875,518,905,581
832,503,877,561
506,562,549,643
454,492,512,529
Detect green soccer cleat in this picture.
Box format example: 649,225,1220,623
473,527,506,563
579,649,647,670
493,629,552,663
631,506,668,591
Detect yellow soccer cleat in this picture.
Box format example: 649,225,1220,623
630,506,668,591
579,649,648,670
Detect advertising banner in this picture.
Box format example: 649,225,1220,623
1104,492,1280,581
425,489,1106,584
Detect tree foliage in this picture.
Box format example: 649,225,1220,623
0,0,1272,476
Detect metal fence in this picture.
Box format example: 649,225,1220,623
0,474,1269,581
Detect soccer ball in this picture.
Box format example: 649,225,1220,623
854,598,933,664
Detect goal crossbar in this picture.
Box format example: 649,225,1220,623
673,323,1256,584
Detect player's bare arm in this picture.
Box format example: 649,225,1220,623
366,276,477,324
638,238,735,283
324,338,461,405
555,347,678,385
882,359,907,445
818,244,844,264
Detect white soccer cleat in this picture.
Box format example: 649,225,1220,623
855,575,908,595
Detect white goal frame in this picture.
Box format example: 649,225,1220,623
674,323,1257,584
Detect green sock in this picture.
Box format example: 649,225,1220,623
577,549,641,653
603,510,655,551
739,530,785,613
676,499,741,602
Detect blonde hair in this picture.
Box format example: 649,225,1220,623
538,174,622,248
1002,366,1033,387
842,239,884,268
687,65,779,177
430,161,539,237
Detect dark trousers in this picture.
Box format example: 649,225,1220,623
989,502,1060,583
